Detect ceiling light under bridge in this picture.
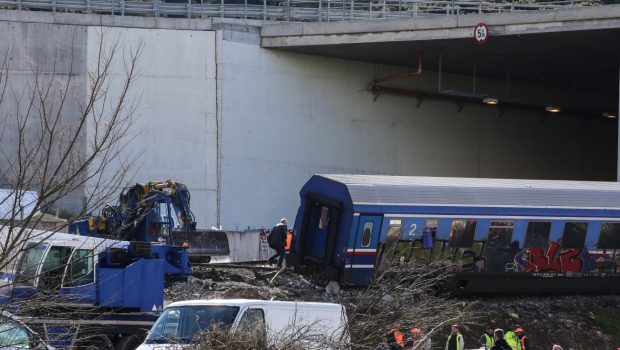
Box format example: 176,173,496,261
482,97,499,105
545,105,561,113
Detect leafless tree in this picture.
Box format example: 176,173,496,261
344,261,478,350
0,27,143,349
0,28,142,273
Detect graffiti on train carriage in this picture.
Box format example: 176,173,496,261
291,175,620,293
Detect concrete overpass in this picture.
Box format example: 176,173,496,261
262,5,620,115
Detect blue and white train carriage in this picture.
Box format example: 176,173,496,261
290,175,620,294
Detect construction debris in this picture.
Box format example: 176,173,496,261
164,263,620,350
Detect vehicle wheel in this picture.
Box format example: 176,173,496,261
75,334,114,350
115,334,144,350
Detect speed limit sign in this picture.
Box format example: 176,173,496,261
473,23,489,45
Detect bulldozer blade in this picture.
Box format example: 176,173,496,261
169,230,230,261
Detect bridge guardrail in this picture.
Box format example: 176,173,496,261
0,0,603,22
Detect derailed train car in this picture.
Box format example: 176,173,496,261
290,174,620,294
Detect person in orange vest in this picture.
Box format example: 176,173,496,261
389,324,405,348
285,230,293,251
514,327,530,350
375,332,403,350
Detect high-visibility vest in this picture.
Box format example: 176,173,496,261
505,331,521,350
390,329,405,347
482,333,495,349
445,333,463,350
285,232,292,251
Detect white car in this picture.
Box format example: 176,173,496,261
0,311,54,350
137,299,350,350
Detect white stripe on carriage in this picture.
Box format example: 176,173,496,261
358,202,620,211
383,213,620,221
350,264,375,269
346,248,376,253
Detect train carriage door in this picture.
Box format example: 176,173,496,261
345,215,382,285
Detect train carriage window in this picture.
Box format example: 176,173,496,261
598,223,620,249
484,221,515,273
387,219,402,240
524,222,551,248
319,207,330,229
361,222,373,248
487,221,514,249
562,222,588,249
449,220,477,248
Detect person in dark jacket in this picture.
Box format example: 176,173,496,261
490,329,512,350
515,327,531,350
268,218,288,267
445,324,464,350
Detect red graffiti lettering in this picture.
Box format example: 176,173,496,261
525,242,583,273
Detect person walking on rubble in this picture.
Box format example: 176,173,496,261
445,324,464,350
490,329,512,350
480,327,495,349
268,218,288,267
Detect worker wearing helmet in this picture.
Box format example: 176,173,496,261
445,324,464,350
514,327,530,350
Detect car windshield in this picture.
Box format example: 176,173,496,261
145,305,240,344
0,316,31,348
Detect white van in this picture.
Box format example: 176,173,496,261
136,299,349,350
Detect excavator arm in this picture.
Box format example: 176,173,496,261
69,180,229,262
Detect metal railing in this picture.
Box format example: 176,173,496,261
0,0,603,22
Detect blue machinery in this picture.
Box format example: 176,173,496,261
0,181,229,349
69,180,229,263
292,174,620,294
2,232,191,349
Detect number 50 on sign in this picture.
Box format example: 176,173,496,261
473,23,489,45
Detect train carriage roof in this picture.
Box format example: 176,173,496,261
303,175,620,210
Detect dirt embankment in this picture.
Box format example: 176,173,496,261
165,265,620,350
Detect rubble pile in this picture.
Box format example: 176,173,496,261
165,265,620,350
165,265,354,303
